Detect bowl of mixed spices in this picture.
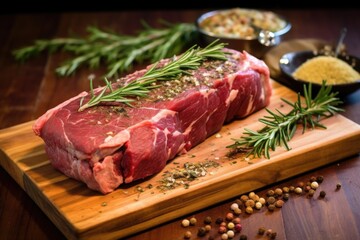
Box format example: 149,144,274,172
279,50,360,97
196,8,291,58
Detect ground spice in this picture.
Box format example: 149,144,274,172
293,56,360,84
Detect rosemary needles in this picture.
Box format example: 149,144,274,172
78,41,227,111
13,22,197,77
227,82,344,159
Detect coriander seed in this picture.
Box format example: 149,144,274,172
295,187,303,194
310,181,319,189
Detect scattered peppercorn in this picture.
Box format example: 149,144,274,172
182,219,190,227
232,217,241,224
197,227,207,237
184,230,192,239
316,175,324,183
295,187,303,194
310,176,317,182
245,206,254,214
282,186,290,193
226,212,234,221
282,193,290,201
215,217,224,225
258,227,266,235
190,217,197,226
205,224,212,232
275,200,284,208
266,228,273,236
233,207,242,215
268,204,276,212
221,233,229,240
204,216,212,224
310,181,319,189
218,226,227,234
319,191,326,198
270,231,277,239
267,190,275,196
308,189,315,197
267,196,276,205
289,186,295,192
336,183,342,190
227,230,235,238
227,222,235,230
239,234,248,240
234,223,242,232
274,188,283,196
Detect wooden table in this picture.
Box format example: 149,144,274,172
1,9,359,240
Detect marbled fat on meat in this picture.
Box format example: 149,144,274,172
33,49,271,194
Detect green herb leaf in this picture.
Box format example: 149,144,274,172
78,41,227,111
227,81,344,159
12,21,197,77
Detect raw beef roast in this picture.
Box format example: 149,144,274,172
33,49,271,194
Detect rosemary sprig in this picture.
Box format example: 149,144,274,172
12,21,197,77
78,41,227,111
227,82,344,159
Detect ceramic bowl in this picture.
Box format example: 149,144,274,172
279,50,360,97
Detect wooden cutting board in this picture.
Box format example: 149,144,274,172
1,80,360,240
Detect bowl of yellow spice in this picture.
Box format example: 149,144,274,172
279,50,360,97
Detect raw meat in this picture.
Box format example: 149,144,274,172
33,49,271,194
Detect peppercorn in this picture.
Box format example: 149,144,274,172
270,231,277,239
239,234,248,240
295,187,303,194
297,181,304,188
289,186,295,192
232,217,241,224
205,224,211,232
230,203,239,211
319,191,326,198
267,196,276,205
255,201,262,210
227,222,235,230
221,233,229,240
316,175,324,183
304,185,311,192
282,186,290,193
245,206,253,214
218,226,227,234
336,183,342,190
197,227,206,237
234,223,242,233
267,190,275,196
275,199,284,208
268,204,276,212
190,217,197,226
227,230,235,238
204,216,212,224
215,218,224,225
258,197,266,205
310,181,319,190
308,189,315,197
184,230,192,239
233,207,242,215
226,212,234,221
240,195,249,202
310,176,317,182
282,193,290,201
258,227,266,235
182,219,190,227
266,229,273,236
274,188,283,196
245,199,255,208
248,191,256,199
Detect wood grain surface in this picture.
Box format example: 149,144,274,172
1,9,360,240
1,80,359,240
